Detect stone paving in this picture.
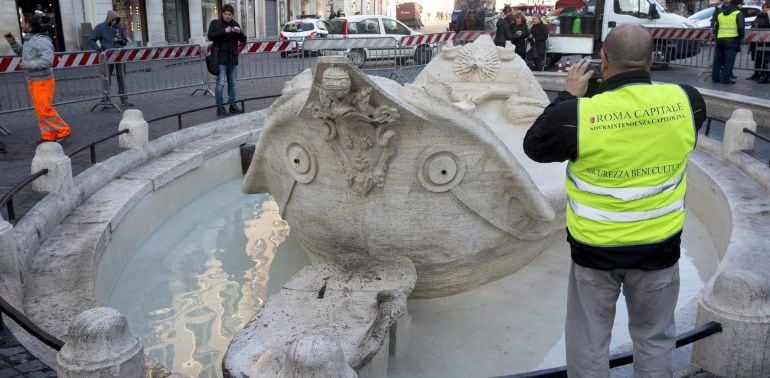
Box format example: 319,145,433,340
0,326,55,378
0,59,767,376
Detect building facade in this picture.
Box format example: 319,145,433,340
1,0,389,54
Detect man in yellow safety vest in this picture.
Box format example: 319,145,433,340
712,0,745,84
524,24,707,376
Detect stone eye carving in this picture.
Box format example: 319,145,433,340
417,150,466,192
285,142,317,184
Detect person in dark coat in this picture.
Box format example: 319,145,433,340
494,8,515,47
511,13,530,60
207,4,247,116
88,10,133,106
528,14,549,71
749,2,770,82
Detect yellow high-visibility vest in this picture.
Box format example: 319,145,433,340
717,10,740,39
567,83,696,247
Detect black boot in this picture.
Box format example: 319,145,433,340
229,103,242,114
217,106,228,116
759,73,770,84
747,72,759,80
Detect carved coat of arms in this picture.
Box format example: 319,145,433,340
307,66,400,195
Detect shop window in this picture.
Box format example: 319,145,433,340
202,0,222,35
239,0,256,36
113,0,148,45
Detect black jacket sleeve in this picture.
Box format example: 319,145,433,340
207,20,225,41
523,91,579,163
681,84,707,137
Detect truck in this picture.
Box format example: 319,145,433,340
546,0,701,67
397,2,423,30
449,0,497,32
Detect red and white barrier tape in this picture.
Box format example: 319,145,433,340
1,51,101,73
454,31,496,42
106,45,202,64
242,40,296,53
204,41,296,54
744,29,770,43
0,56,22,73
646,27,712,41
400,32,456,47
52,52,100,68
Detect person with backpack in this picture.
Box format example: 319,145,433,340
207,4,247,116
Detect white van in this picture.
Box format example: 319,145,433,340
326,15,432,67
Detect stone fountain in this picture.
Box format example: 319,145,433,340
224,36,568,376
0,35,767,378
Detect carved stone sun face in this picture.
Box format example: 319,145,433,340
453,44,501,82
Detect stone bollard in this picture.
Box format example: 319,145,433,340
282,335,357,378
0,218,18,276
722,109,756,156
693,270,770,377
0,217,22,309
30,142,73,194
118,109,149,149
57,307,145,378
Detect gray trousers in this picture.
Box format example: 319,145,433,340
101,63,128,101
565,262,680,378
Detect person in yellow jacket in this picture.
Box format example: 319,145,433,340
524,24,707,376
19,11,71,143
711,0,745,84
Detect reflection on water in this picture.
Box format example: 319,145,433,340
106,180,308,378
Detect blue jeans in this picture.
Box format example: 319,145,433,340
712,43,738,82
215,64,237,106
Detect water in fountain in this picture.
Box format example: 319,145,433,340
105,178,717,377
105,179,310,377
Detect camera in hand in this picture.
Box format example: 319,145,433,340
586,58,602,97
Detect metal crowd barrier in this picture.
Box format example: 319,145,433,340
236,39,308,81
94,44,205,111
297,36,413,82
0,45,206,114
648,27,712,68
302,37,399,69
454,30,496,44
6,27,768,115
397,32,456,70
648,27,770,77
0,51,101,114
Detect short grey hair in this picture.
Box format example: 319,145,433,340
603,24,653,71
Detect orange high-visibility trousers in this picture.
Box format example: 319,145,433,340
28,78,71,141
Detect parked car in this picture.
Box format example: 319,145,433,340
279,18,330,57
326,15,432,67
688,5,762,28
